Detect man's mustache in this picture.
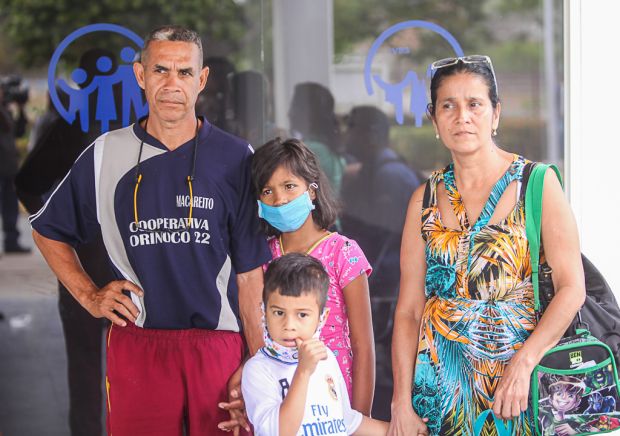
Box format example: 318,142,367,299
157,93,185,104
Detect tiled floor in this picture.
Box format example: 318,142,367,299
0,216,72,436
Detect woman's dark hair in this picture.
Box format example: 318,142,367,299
263,253,329,312
427,59,499,118
251,137,339,236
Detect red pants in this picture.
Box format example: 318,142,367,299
106,323,247,436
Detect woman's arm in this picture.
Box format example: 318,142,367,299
388,184,430,436
343,273,375,415
493,168,586,419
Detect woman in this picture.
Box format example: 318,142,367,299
388,55,585,435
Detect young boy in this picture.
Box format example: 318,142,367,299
242,253,388,436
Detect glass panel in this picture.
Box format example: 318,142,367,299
272,0,564,420
0,2,267,434
0,0,564,430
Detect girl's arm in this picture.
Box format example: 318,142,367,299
388,184,429,436
492,169,585,420
343,273,375,415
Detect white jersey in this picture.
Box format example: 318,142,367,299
242,348,362,436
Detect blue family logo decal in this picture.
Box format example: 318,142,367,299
48,23,148,134
364,20,463,127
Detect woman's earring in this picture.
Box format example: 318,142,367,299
492,129,498,137
435,133,440,139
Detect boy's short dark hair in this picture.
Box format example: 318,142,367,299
263,253,329,312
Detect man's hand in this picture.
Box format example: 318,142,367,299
296,338,328,376
82,280,143,326
218,364,250,435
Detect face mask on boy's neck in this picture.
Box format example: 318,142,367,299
260,302,329,364
257,184,318,233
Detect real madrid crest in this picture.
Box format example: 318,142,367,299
325,375,338,401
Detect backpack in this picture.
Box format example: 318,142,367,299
525,163,620,435
524,163,620,363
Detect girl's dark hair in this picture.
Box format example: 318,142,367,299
263,253,329,312
251,138,339,236
427,59,499,118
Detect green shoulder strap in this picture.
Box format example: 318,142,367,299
524,163,563,312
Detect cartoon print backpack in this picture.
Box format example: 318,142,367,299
526,163,620,435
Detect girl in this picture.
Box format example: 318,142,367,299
251,137,376,415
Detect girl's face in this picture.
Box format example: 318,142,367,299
260,164,316,206
432,72,500,155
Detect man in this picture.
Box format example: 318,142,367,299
0,85,30,254
31,26,270,435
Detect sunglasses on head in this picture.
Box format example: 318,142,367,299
430,55,498,93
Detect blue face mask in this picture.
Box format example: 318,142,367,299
258,190,316,233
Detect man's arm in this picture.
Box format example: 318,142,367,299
217,266,265,435
32,229,143,326
237,265,265,355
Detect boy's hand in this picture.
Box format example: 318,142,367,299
295,338,327,375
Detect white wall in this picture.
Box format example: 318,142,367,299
566,0,620,299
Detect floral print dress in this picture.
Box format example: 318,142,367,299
413,156,536,435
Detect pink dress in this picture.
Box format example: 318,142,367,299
267,232,372,398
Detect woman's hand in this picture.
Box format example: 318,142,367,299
387,400,429,436
492,352,535,420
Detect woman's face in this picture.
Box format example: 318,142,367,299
432,72,500,155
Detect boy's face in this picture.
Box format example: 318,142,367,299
265,289,321,347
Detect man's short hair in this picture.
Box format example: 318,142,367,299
263,253,329,312
141,25,203,65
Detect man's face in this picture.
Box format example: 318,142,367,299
134,40,209,124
